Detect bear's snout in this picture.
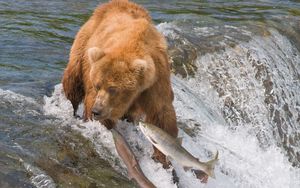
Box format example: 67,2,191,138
92,107,102,116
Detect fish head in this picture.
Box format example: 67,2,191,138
139,122,155,134
139,122,158,144
139,122,149,136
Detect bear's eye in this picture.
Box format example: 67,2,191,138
94,84,101,91
108,86,118,95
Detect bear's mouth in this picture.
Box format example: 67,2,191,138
92,113,105,120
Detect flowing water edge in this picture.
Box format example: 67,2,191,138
1,0,300,187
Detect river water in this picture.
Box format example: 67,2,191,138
1,0,300,187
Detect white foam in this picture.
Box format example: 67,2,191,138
24,162,56,188
0,88,37,105
0,88,40,116
43,84,73,120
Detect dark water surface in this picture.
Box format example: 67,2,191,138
1,0,300,187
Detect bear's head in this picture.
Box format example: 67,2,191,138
87,47,156,121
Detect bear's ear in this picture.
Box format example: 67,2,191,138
88,47,105,64
132,57,156,88
132,59,148,72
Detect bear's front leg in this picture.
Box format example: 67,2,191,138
83,91,96,121
145,104,178,168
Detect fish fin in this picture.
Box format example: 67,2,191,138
201,150,219,178
183,166,192,172
176,137,183,145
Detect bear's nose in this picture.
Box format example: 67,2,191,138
92,108,102,117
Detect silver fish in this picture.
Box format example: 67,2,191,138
139,122,218,178
111,128,156,188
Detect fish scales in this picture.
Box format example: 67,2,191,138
139,122,218,178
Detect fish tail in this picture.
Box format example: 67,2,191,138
204,151,219,178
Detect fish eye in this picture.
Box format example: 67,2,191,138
108,86,118,95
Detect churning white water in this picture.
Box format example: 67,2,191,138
43,23,300,188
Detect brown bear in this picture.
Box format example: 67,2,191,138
62,0,178,167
